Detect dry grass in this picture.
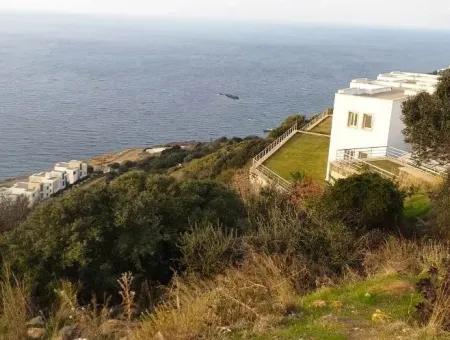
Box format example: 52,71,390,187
364,238,450,276
132,253,305,340
0,265,30,339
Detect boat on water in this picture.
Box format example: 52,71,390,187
218,93,240,100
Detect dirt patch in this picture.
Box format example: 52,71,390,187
89,148,148,169
376,280,414,296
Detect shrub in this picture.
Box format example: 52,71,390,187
322,173,404,233
179,223,242,278
1,172,245,302
430,175,450,240
268,115,306,139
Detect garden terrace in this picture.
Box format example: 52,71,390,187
263,132,330,183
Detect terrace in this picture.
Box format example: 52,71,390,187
329,146,445,189
263,132,330,183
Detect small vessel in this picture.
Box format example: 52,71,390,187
263,128,274,133
218,93,240,100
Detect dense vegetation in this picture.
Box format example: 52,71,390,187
0,108,450,339
402,69,450,163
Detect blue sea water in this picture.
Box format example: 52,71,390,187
1,13,450,180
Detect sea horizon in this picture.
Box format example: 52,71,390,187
1,12,450,180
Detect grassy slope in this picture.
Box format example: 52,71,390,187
309,116,332,136
232,274,427,340
263,133,330,183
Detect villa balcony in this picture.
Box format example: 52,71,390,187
329,146,446,189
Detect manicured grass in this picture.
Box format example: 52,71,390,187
263,133,330,183
404,193,432,219
366,159,403,175
310,116,333,135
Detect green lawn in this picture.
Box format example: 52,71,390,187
366,159,403,176
310,116,332,135
264,132,330,183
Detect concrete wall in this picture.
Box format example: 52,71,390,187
387,100,411,152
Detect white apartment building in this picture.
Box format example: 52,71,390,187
0,182,40,206
326,71,442,181
54,160,88,185
29,171,68,199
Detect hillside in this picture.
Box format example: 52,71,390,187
0,115,449,339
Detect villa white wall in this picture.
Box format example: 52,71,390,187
326,94,395,178
387,100,411,152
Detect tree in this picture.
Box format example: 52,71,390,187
0,195,30,233
322,173,404,233
402,69,450,163
1,172,245,301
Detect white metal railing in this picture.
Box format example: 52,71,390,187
252,164,292,191
300,110,331,133
253,122,298,166
335,146,447,178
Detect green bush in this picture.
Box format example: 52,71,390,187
1,172,245,302
322,173,404,233
268,115,306,139
430,175,450,239
179,223,242,278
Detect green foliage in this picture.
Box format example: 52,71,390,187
430,175,450,239
322,173,404,233
268,115,306,139
402,69,450,163
1,172,245,301
246,197,362,276
178,137,267,180
0,196,30,233
179,223,242,278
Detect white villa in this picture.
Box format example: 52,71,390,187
250,69,448,192
326,70,446,185
0,160,88,205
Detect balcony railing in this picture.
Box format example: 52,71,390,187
335,146,447,178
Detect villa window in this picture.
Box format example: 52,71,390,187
362,114,373,129
347,111,358,127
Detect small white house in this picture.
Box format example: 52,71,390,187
54,160,88,185
326,71,441,181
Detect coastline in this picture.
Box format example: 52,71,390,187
0,141,199,188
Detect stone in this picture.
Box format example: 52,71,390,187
371,309,390,322
27,316,45,327
27,327,45,339
58,325,80,340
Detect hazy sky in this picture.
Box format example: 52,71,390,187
1,0,450,30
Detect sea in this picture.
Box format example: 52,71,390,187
1,13,450,180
